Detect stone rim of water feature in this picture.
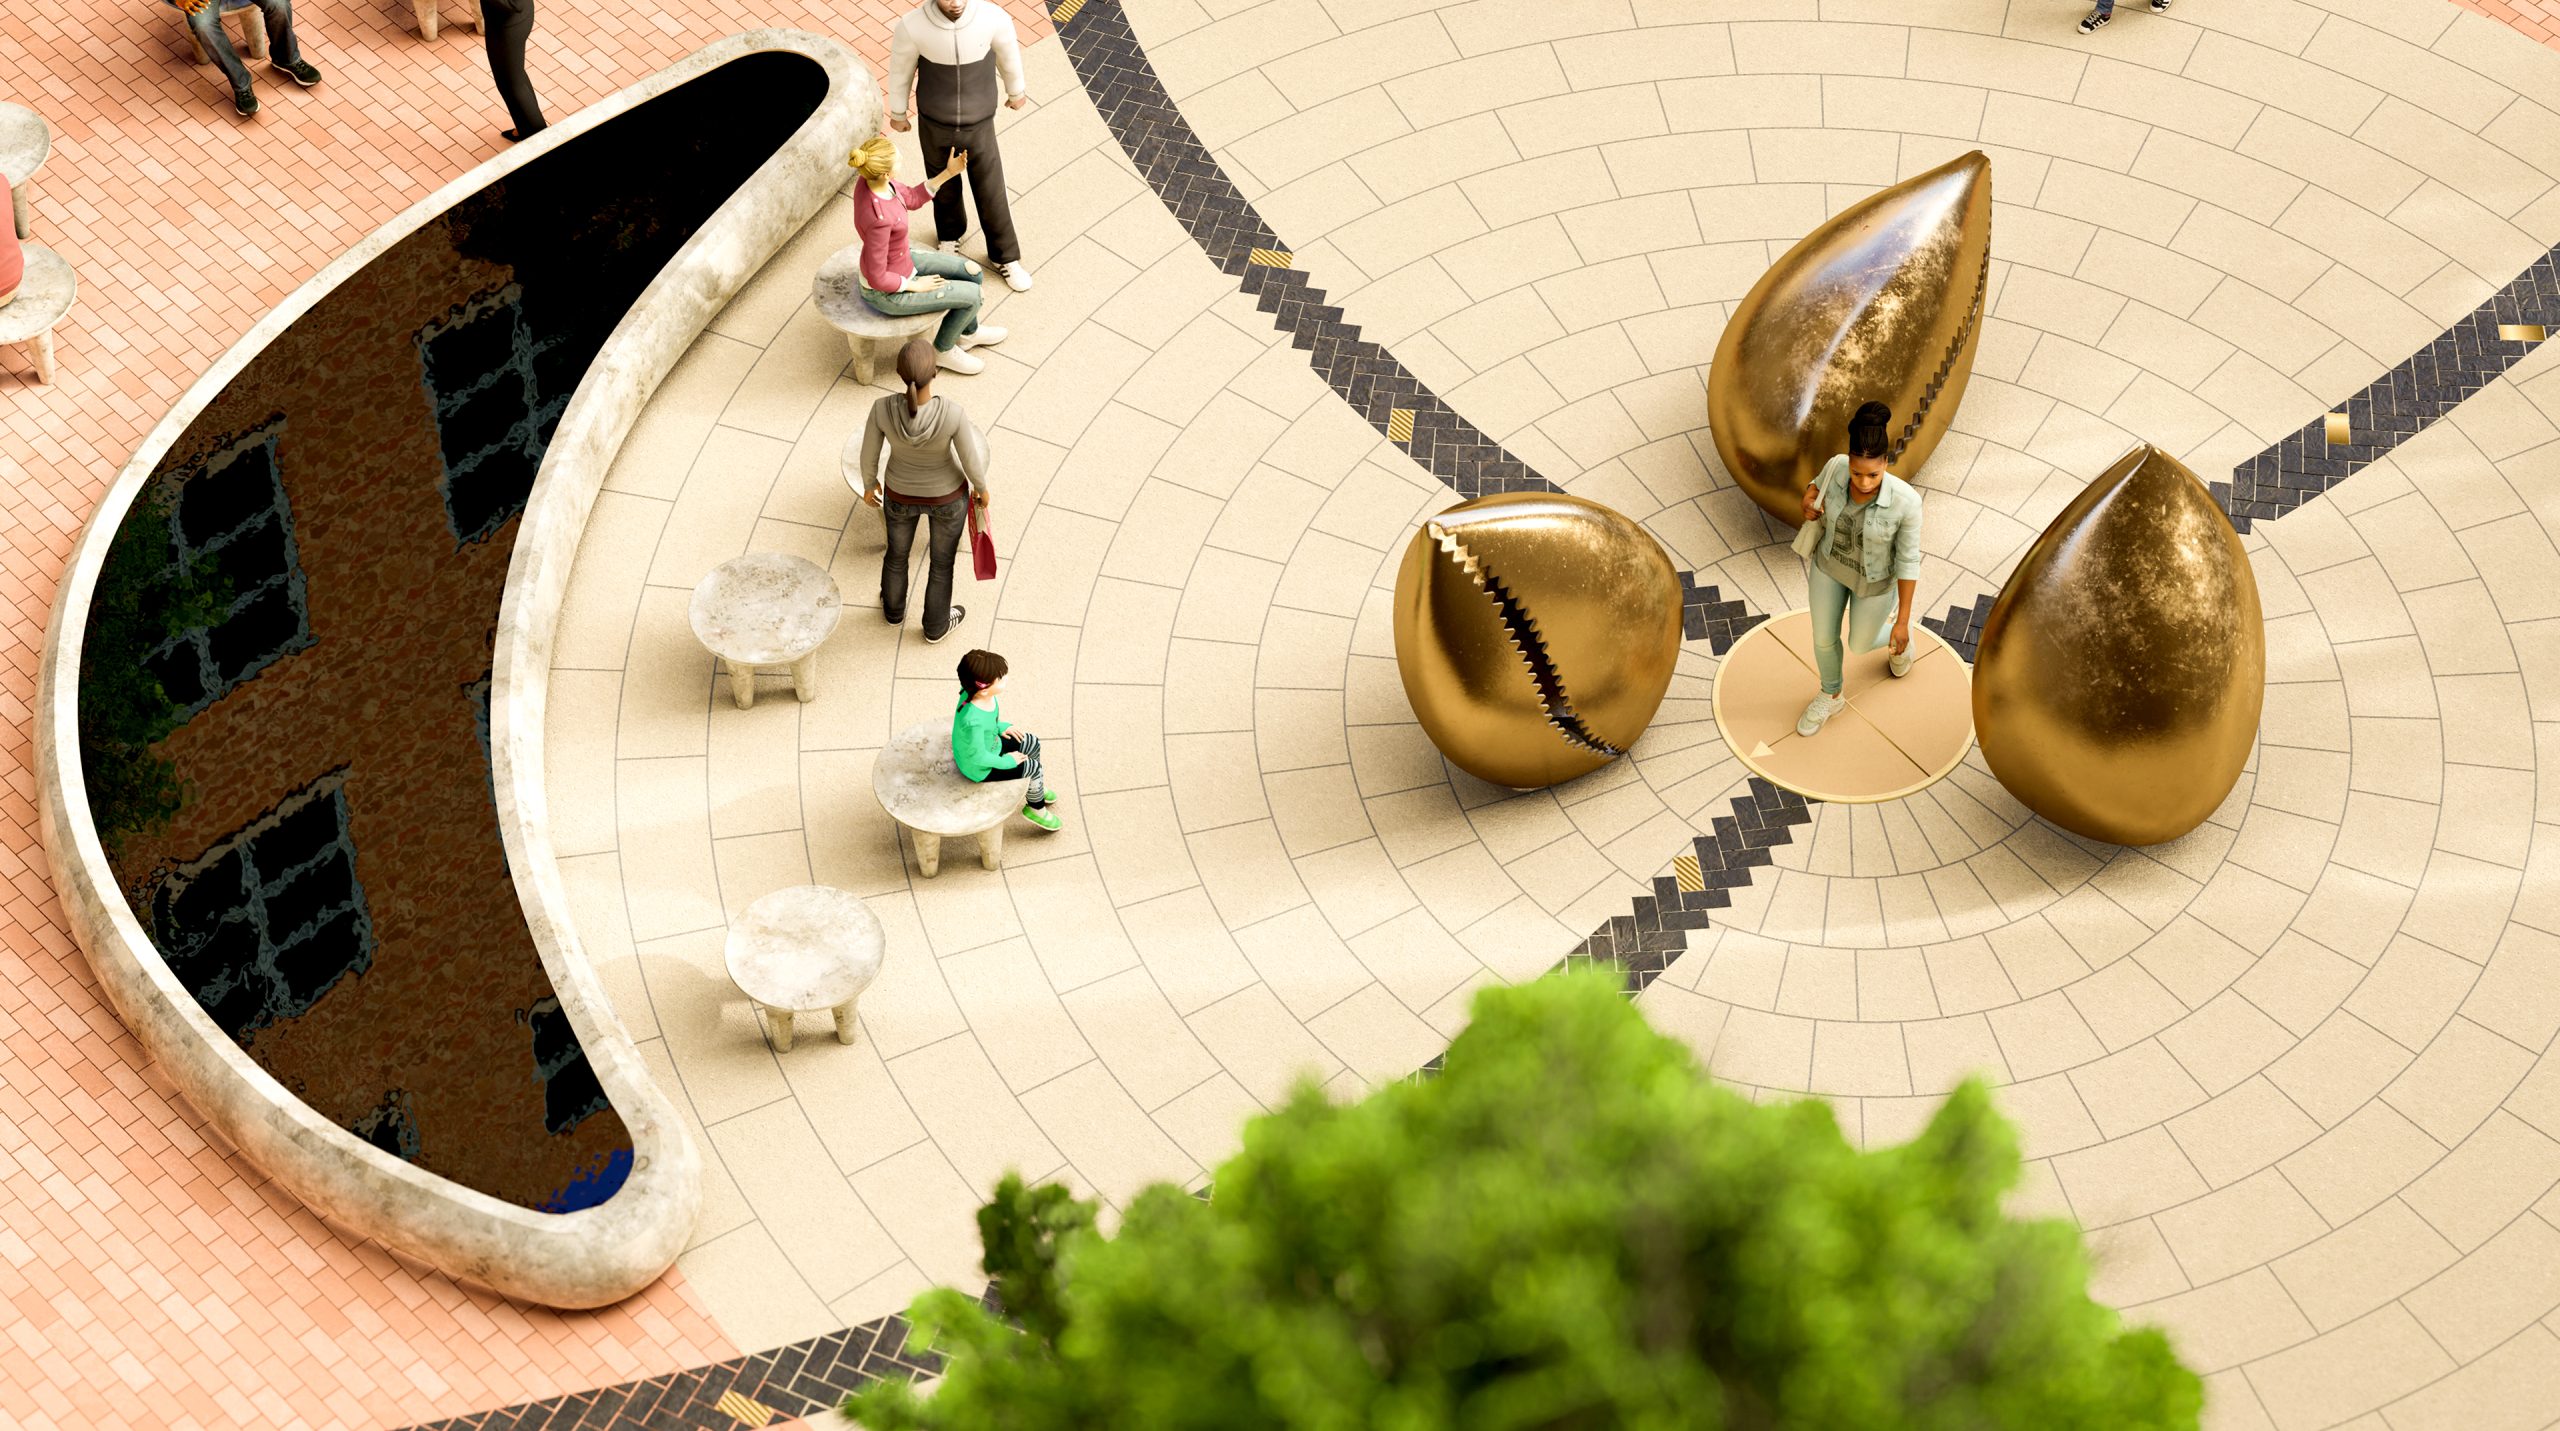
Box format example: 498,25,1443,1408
34,28,879,1310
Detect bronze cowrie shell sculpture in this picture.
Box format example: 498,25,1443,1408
1391,493,1684,791
1973,443,2265,846
1709,150,1993,524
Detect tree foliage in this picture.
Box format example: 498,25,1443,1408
848,970,2199,1431
78,490,229,863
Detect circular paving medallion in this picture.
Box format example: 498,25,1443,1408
1711,608,1975,804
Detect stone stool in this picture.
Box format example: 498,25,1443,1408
413,0,480,41
871,723,1022,877
690,552,842,711
0,103,47,241
180,0,269,65
725,885,883,1053
814,241,938,384
0,246,76,384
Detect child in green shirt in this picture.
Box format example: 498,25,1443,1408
954,649,1061,832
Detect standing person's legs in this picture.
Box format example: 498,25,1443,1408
880,499,922,623
189,6,259,95
2092,0,2114,12
920,498,967,641
483,0,546,136
957,120,1019,266
1807,566,1852,697
919,115,969,250
1843,588,1896,656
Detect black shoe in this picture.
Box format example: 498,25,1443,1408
2149,0,2170,9
501,125,545,143
233,84,258,117
276,59,321,87
923,604,965,644
2079,10,2109,30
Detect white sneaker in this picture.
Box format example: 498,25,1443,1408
935,346,986,376
1796,692,1847,737
962,325,1008,348
1889,643,1915,678
997,260,1034,293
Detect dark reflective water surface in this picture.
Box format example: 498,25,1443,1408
78,51,828,1211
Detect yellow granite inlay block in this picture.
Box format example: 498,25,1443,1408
2324,412,2350,447
1673,853,1704,893
1386,408,1415,444
1247,247,1294,268
715,1389,777,1426
2499,324,2548,343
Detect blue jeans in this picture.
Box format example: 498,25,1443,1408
861,249,983,352
182,0,302,94
1808,565,1897,696
2091,0,2114,11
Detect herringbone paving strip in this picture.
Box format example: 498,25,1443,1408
2215,247,2560,534
1051,0,1762,655
402,1305,962,1431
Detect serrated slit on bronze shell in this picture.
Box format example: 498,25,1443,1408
1428,523,1623,759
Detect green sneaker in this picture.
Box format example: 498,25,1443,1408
1021,801,1062,832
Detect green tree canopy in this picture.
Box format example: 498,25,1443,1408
850,970,2198,1431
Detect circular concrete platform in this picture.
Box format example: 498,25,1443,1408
1711,608,1975,804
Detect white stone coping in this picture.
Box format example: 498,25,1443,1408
35,30,881,1310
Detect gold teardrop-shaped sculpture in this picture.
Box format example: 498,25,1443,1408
1392,493,1684,790
1709,151,1993,523
1972,444,2264,846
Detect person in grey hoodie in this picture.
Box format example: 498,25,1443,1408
846,339,992,644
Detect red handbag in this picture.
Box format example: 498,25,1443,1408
967,496,998,581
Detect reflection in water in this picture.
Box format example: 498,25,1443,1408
77,52,829,1212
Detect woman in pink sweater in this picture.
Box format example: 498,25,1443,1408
849,136,1008,376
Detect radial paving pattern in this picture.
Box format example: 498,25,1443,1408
528,4,2560,1429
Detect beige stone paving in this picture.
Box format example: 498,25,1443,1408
550,5,2560,1426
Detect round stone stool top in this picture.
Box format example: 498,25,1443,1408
813,244,935,333
873,722,1021,836
725,885,883,1013
689,552,842,666
0,246,74,339
0,104,47,186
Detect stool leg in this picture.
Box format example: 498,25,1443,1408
913,828,942,878
762,1006,795,1053
791,651,820,702
10,180,25,240
833,997,859,1045
849,332,874,385
728,660,756,711
243,8,268,60
979,821,1004,871
414,0,438,41
31,329,53,385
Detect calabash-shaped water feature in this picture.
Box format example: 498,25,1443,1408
1972,444,2264,846
1708,151,1992,524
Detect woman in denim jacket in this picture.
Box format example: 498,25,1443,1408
1794,401,1925,737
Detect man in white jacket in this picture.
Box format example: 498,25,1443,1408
887,0,1036,292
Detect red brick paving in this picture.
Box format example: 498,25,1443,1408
0,2,1046,1428
2453,0,2560,45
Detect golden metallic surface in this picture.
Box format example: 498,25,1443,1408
1708,151,1992,523
2324,411,2351,447
1971,444,2264,847
1392,492,1684,790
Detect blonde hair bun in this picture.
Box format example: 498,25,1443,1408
848,136,897,182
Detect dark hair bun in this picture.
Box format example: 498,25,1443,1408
1846,401,1894,459
1852,401,1893,429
